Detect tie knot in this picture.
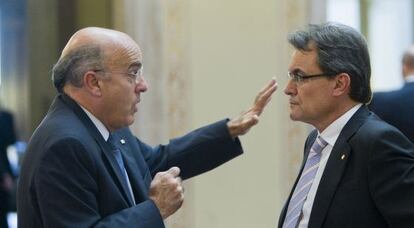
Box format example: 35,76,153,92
317,136,328,146
311,136,328,154
107,134,118,149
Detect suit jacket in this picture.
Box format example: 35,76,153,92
17,94,243,228
369,82,414,142
279,106,414,228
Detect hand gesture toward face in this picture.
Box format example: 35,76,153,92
227,78,277,137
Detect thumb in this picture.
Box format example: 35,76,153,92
166,166,181,177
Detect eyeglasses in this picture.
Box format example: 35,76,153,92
287,71,337,84
95,66,144,83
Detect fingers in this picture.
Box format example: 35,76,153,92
233,113,260,136
176,182,185,196
152,166,181,184
263,79,278,99
259,79,278,102
177,176,183,183
254,78,278,115
227,78,277,138
149,167,185,219
166,166,181,177
258,78,277,97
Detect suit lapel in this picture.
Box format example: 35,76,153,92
60,94,135,206
308,137,351,228
308,106,370,228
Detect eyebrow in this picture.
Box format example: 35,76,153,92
290,68,306,75
128,62,142,70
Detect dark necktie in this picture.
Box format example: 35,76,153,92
108,134,136,204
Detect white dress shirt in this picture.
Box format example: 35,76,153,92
80,106,110,141
297,103,362,228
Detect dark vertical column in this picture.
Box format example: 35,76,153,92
26,0,59,136
56,0,76,52
75,0,112,29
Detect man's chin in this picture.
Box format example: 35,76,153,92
289,113,301,121
127,117,135,126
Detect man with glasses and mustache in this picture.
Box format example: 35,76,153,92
279,23,414,228
17,27,277,228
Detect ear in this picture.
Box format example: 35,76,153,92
332,73,351,97
83,71,102,97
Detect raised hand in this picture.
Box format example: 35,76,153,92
227,78,277,137
149,167,184,219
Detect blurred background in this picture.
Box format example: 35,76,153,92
0,0,413,227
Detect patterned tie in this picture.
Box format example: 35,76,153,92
108,134,136,204
283,136,328,228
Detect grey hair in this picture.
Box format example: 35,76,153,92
288,22,372,104
52,45,104,93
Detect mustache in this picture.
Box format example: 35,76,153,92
289,99,298,104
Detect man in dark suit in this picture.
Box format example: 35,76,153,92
0,110,16,228
279,23,414,228
17,27,277,228
369,46,414,142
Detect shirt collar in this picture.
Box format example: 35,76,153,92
318,103,362,146
405,75,414,83
79,105,110,141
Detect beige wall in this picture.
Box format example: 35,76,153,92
189,0,309,227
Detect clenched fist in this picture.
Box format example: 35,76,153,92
149,167,184,219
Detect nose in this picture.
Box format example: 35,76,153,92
284,79,296,96
135,76,148,93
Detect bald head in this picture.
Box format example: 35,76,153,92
402,46,414,78
61,27,135,58
52,27,140,93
